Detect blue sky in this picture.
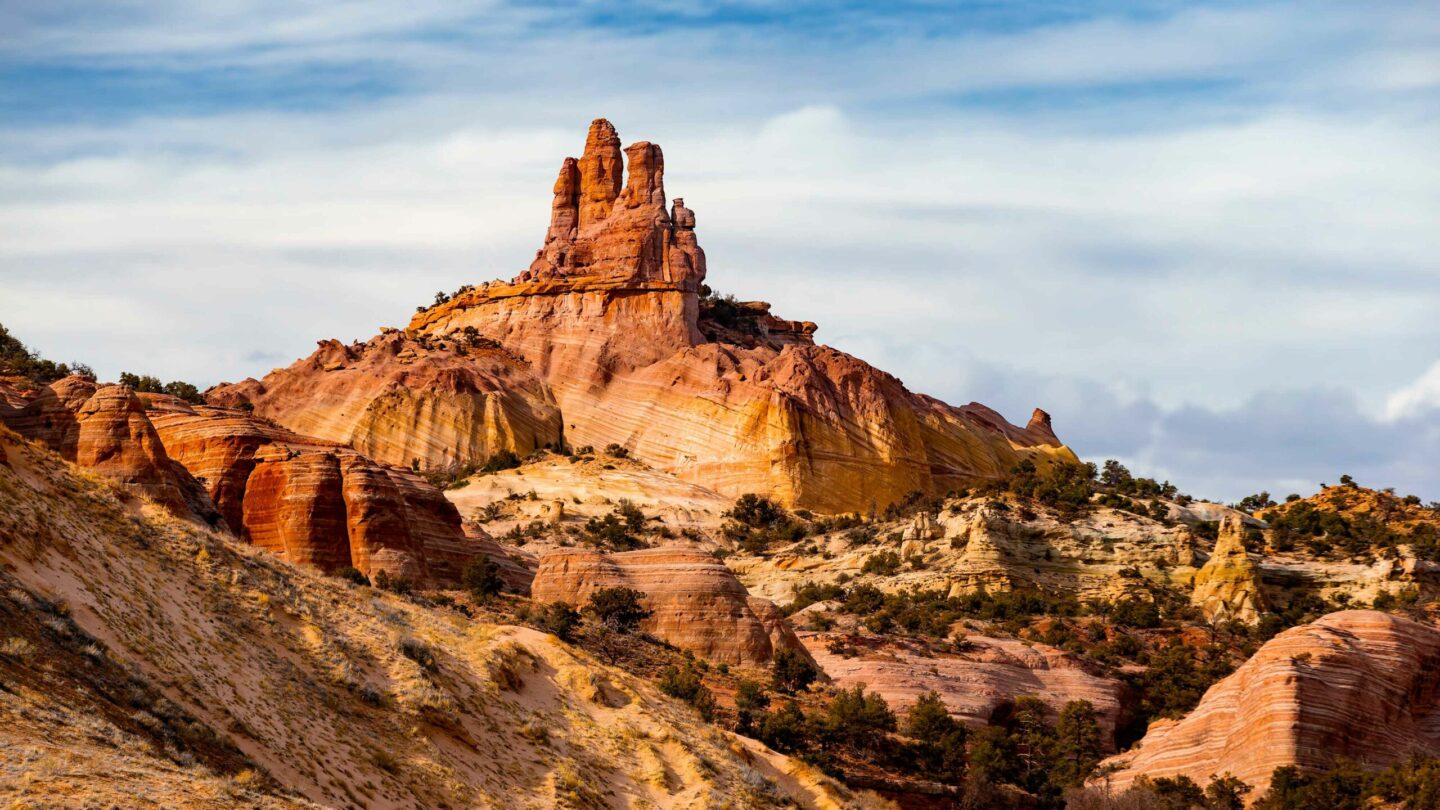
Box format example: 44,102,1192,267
1,0,1438,502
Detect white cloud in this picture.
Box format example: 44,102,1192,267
1385,361,1440,422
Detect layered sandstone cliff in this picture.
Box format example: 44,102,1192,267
1190,515,1268,624
210,330,562,471
531,545,811,668
1100,610,1440,795
0,376,218,524
336,118,1078,514
146,397,481,584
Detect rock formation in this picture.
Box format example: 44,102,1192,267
209,331,562,471
0,376,219,524
1100,610,1440,796
732,496,1205,606
0,423,871,810
802,630,1126,750
1190,515,1267,624
531,545,810,667
146,397,482,584
319,117,1082,514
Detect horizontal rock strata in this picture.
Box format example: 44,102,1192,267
1100,610,1440,795
209,331,562,471
531,545,809,667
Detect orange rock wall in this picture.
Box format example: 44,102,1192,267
1101,610,1440,795
531,546,809,667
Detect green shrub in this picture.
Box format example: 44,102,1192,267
584,587,651,633
770,648,818,694
658,663,715,721
534,601,580,641
333,566,370,587
462,556,505,602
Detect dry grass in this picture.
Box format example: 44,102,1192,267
0,426,868,810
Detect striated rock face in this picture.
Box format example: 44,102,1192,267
209,331,562,472
406,119,1075,513
1101,610,1440,796
1190,515,1267,624
531,545,810,667
145,398,495,585
803,631,1126,751
0,376,219,525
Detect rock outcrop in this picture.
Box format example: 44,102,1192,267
531,545,810,667
731,496,1206,606
0,376,219,525
1100,610,1440,796
384,118,1078,514
1190,515,1267,624
803,630,1126,750
209,331,562,471
146,397,484,584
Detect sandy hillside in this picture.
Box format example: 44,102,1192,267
0,426,881,810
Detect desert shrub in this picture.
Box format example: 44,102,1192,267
1053,699,1103,787
1123,640,1234,739
734,678,770,734
372,570,412,596
584,587,651,633
904,691,967,779
481,449,521,473
603,443,629,458
1106,597,1162,629
757,700,808,753
462,556,505,602
333,566,370,587
782,580,847,614
582,510,646,551
816,685,896,752
722,494,807,554
533,601,580,641
0,324,91,383
861,550,902,576
770,647,819,694
658,662,715,721
399,637,437,671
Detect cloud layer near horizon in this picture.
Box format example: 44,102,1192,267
2,0,1437,502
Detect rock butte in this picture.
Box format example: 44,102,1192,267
216,118,1078,514
531,545,812,667
1099,610,1440,796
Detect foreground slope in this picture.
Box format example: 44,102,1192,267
0,426,876,810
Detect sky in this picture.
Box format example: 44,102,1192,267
1,0,1438,502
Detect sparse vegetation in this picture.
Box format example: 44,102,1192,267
583,587,652,633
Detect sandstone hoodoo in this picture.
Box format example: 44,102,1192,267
1099,610,1440,797
1190,514,1268,624
531,545,811,667
391,118,1077,513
